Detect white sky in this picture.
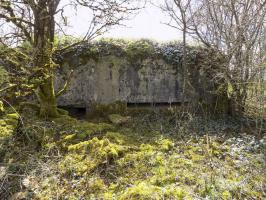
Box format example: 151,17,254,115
62,0,182,42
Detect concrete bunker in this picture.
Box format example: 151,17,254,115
55,39,228,115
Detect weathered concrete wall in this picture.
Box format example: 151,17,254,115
56,56,182,107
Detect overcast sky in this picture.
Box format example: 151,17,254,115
61,0,182,42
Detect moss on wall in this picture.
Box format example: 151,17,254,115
58,38,225,72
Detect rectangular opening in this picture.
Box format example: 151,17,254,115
58,106,86,119
126,102,183,107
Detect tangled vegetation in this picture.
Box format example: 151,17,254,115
57,38,224,67
0,104,265,199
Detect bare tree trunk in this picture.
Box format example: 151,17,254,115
181,23,187,107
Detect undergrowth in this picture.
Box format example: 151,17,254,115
0,107,265,199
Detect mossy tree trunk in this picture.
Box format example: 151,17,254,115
33,1,59,118
37,77,58,118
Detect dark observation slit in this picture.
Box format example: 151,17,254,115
126,102,182,107
59,102,184,119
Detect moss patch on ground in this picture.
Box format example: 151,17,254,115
0,109,265,199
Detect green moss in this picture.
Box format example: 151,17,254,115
66,137,126,174
79,38,157,64
67,140,90,152
6,113,19,120
0,125,14,138
87,177,107,193
0,119,6,126
0,100,4,115
108,114,130,125
125,39,156,62
150,166,177,186
118,182,189,200
59,153,95,175
221,190,231,200
105,131,125,144
55,115,114,144
163,186,188,200
75,122,114,137
52,115,78,128
63,133,76,141
118,182,162,200
4,119,18,126
0,113,18,139
157,139,174,151
87,101,127,119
